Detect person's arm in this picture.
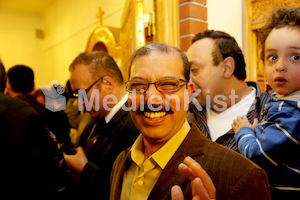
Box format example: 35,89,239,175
63,146,99,183
63,146,88,173
233,102,300,163
232,115,258,133
171,157,216,200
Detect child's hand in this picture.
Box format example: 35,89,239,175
232,115,258,133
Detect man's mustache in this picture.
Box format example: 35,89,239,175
136,103,174,114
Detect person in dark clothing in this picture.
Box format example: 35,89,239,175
0,59,6,93
64,51,139,199
0,61,68,198
6,65,72,149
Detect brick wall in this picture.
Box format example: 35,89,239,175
179,0,208,51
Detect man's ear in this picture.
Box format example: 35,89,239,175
101,76,114,93
222,57,235,79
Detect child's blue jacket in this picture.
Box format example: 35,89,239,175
235,91,300,193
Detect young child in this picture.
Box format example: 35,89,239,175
232,7,300,199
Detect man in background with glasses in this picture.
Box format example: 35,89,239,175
109,42,270,200
63,51,139,199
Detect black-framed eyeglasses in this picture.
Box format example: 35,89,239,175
125,78,187,93
73,77,103,97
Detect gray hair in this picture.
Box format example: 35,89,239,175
129,42,190,81
69,51,124,84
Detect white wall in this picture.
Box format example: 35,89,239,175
207,0,243,50
0,0,125,88
0,8,44,86
41,0,125,88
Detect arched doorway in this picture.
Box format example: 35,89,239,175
86,25,121,67
86,7,121,76
92,42,108,52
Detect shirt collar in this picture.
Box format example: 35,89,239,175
271,90,300,101
130,119,191,169
192,81,263,113
247,81,262,99
105,93,128,123
152,119,190,169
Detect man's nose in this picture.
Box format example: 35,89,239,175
145,84,163,104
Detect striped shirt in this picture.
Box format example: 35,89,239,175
187,82,270,152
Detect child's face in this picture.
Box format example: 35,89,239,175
264,26,300,96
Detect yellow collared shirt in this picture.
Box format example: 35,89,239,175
120,119,191,200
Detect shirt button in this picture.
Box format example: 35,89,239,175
138,179,143,186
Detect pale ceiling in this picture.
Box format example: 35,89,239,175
0,0,56,14
0,0,125,14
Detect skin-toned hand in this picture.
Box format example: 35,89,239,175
171,156,216,200
232,115,258,133
63,146,88,173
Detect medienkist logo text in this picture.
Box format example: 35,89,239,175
76,88,240,112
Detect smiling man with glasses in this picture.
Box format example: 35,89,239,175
109,42,270,200
64,51,139,199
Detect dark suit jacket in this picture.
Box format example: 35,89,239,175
110,124,270,200
17,94,72,149
0,93,60,198
74,102,139,199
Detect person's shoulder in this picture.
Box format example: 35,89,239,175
0,93,37,115
0,93,44,136
189,124,263,171
209,139,261,168
115,147,131,161
267,92,300,114
111,106,139,132
182,125,270,199
112,147,131,172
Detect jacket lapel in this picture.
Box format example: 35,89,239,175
148,124,206,199
110,148,132,200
